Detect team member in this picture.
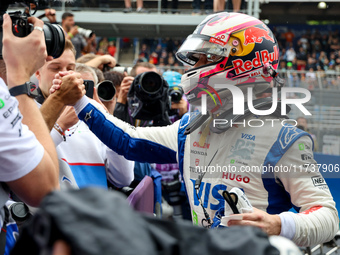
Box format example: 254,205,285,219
57,13,338,246
0,14,62,252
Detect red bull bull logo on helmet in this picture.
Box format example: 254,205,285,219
232,45,278,75
243,25,275,45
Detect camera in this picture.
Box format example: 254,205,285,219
127,71,171,125
96,80,116,102
163,71,183,103
0,0,65,59
112,66,133,76
84,80,94,98
169,86,184,103
77,27,94,39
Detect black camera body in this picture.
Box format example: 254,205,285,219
127,71,171,126
0,0,65,59
9,11,31,37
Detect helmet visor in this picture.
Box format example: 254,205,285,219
176,34,232,66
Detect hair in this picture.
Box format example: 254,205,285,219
76,53,97,63
103,71,124,87
62,12,74,21
0,60,6,81
75,63,98,85
65,39,76,57
92,67,104,83
130,62,156,77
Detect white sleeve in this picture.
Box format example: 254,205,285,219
0,79,44,181
105,147,135,188
73,96,179,164
276,135,339,247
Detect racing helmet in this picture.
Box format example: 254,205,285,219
176,12,280,113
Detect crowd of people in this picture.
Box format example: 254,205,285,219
0,4,339,255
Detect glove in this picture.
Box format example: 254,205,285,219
223,187,253,215
220,187,253,227
211,187,253,229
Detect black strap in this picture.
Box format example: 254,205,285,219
0,206,9,255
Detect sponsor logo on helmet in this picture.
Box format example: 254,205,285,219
232,46,278,75
209,37,227,46
243,25,275,46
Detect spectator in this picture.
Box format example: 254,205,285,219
0,13,60,252
192,0,213,15
162,0,179,13
285,47,296,63
226,0,244,12
284,29,295,45
214,0,225,13
98,37,109,54
123,0,146,13
107,41,117,57
35,40,134,190
296,46,307,70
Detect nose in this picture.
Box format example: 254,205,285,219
193,54,208,69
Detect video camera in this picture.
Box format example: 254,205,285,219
0,0,65,59
127,71,171,126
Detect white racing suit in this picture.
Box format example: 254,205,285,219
74,96,338,247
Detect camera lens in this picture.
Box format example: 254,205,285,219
170,90,182,103
97,80,116,101
140,72,162,94
43,23,65,59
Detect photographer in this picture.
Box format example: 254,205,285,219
0,12,60,252
61,12,95,58
114,62,172,127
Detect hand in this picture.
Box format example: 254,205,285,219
50,71,85,106
45,8,56,23
227,207,281,236
86,55,116,70
117,76,134,104
171,98,188,117
69,26,79,36
52,240,71,255
57,106,79,131
2,14,52,86
99,55,116,67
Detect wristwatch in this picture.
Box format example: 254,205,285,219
9,82,39,98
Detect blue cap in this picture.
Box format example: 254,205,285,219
163,71,182,88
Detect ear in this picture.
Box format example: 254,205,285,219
35,69,41,80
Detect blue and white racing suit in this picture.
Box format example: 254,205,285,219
74,96,338,247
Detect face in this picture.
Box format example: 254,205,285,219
135,66,158,76
62,17,75,31
36,49,76,98
193,54,209,69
